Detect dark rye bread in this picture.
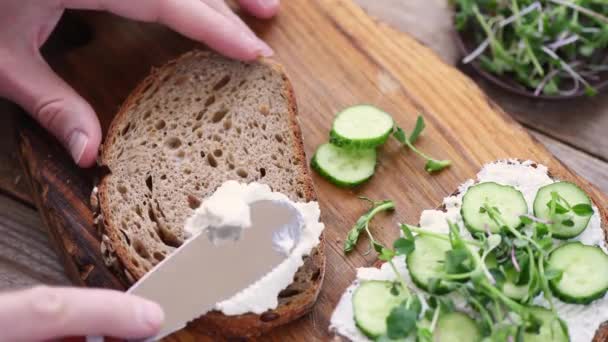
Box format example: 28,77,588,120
95,50,325,338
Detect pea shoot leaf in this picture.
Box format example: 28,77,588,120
561,219,575,227
386,305,417,339
572,203,594,217
394,238,415,256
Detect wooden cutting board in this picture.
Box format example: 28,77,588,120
17,0,608,340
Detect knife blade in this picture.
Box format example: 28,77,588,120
88,199,303,342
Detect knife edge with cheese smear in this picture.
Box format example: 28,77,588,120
90,181,324,341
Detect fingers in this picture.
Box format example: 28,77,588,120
0,286,164,340
204,0,257,39
0,51,101,167
238,0,281,19
61,0,273,61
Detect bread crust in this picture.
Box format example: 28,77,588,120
97,50,325,338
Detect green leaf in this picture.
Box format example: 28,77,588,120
429,277,442,294
445,248,471,274
489,268,506,287
480,207,488,214
409,116,426,144
543,81,559,96
585,86,598,97
535,223,549,237
425,159,451,173
513,238,529,248
544,268,563,281
344,199,395,253
400,224,415,240
386,305,417,339
416,328,433,342
538,236,553,251
519,215,533,225
561,219,575,227
393,127,407,144
394,238,415,255
373,240,385,253
407,295,423,316
378,247,396,261
572,204,594,217
486,234,502,250
343,228,361,253
546,201,569,214
390,282,402,296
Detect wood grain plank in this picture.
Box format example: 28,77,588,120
0,194,69,291
5,0,608,340
464,70,608,162
0,104,32,204
531,131,608,194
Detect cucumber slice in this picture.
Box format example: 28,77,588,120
533,181,593,239
461,182,528,234
433,312,481,342
311,143,376,187
329,105,394,148
523,307,568,342
406,235,452,294
548,242,608,304
352,280,408,338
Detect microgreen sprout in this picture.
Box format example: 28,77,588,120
454,0,608,96
393,116,451,173
344,197,395,253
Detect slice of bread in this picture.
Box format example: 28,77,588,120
95,50,325,338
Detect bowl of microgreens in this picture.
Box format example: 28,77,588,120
453,0,608,99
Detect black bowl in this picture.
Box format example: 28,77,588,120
455,28,608,100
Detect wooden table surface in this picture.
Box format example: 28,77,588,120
0,0,606,329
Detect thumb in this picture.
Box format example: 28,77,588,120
0,51,101,167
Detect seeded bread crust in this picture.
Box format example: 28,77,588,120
96,50,324,338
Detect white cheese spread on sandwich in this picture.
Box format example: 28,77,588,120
330,160,606,342
184,180,324,315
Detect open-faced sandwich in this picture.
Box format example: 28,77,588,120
330,160,608,342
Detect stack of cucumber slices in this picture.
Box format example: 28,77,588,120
312,105,394,187
350,180,607,341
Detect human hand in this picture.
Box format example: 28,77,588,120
0,0,279,167
0,286,165,341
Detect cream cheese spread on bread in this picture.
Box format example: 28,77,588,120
330,160,606,342
185,180,324,315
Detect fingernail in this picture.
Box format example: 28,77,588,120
257,40,274,57
257,0,279,10
137,300,165,329
67,130,88,164
242,32,274,58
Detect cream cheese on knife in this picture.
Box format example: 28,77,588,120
330,160,606,342
184,181,324,315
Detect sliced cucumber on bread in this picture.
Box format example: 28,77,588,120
352,280,408,338
533,181,593,239
407,235,452,294
311,143,376,187
548,242,608,304
461,182,528,234
330,105,394,148
433,312,481,342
